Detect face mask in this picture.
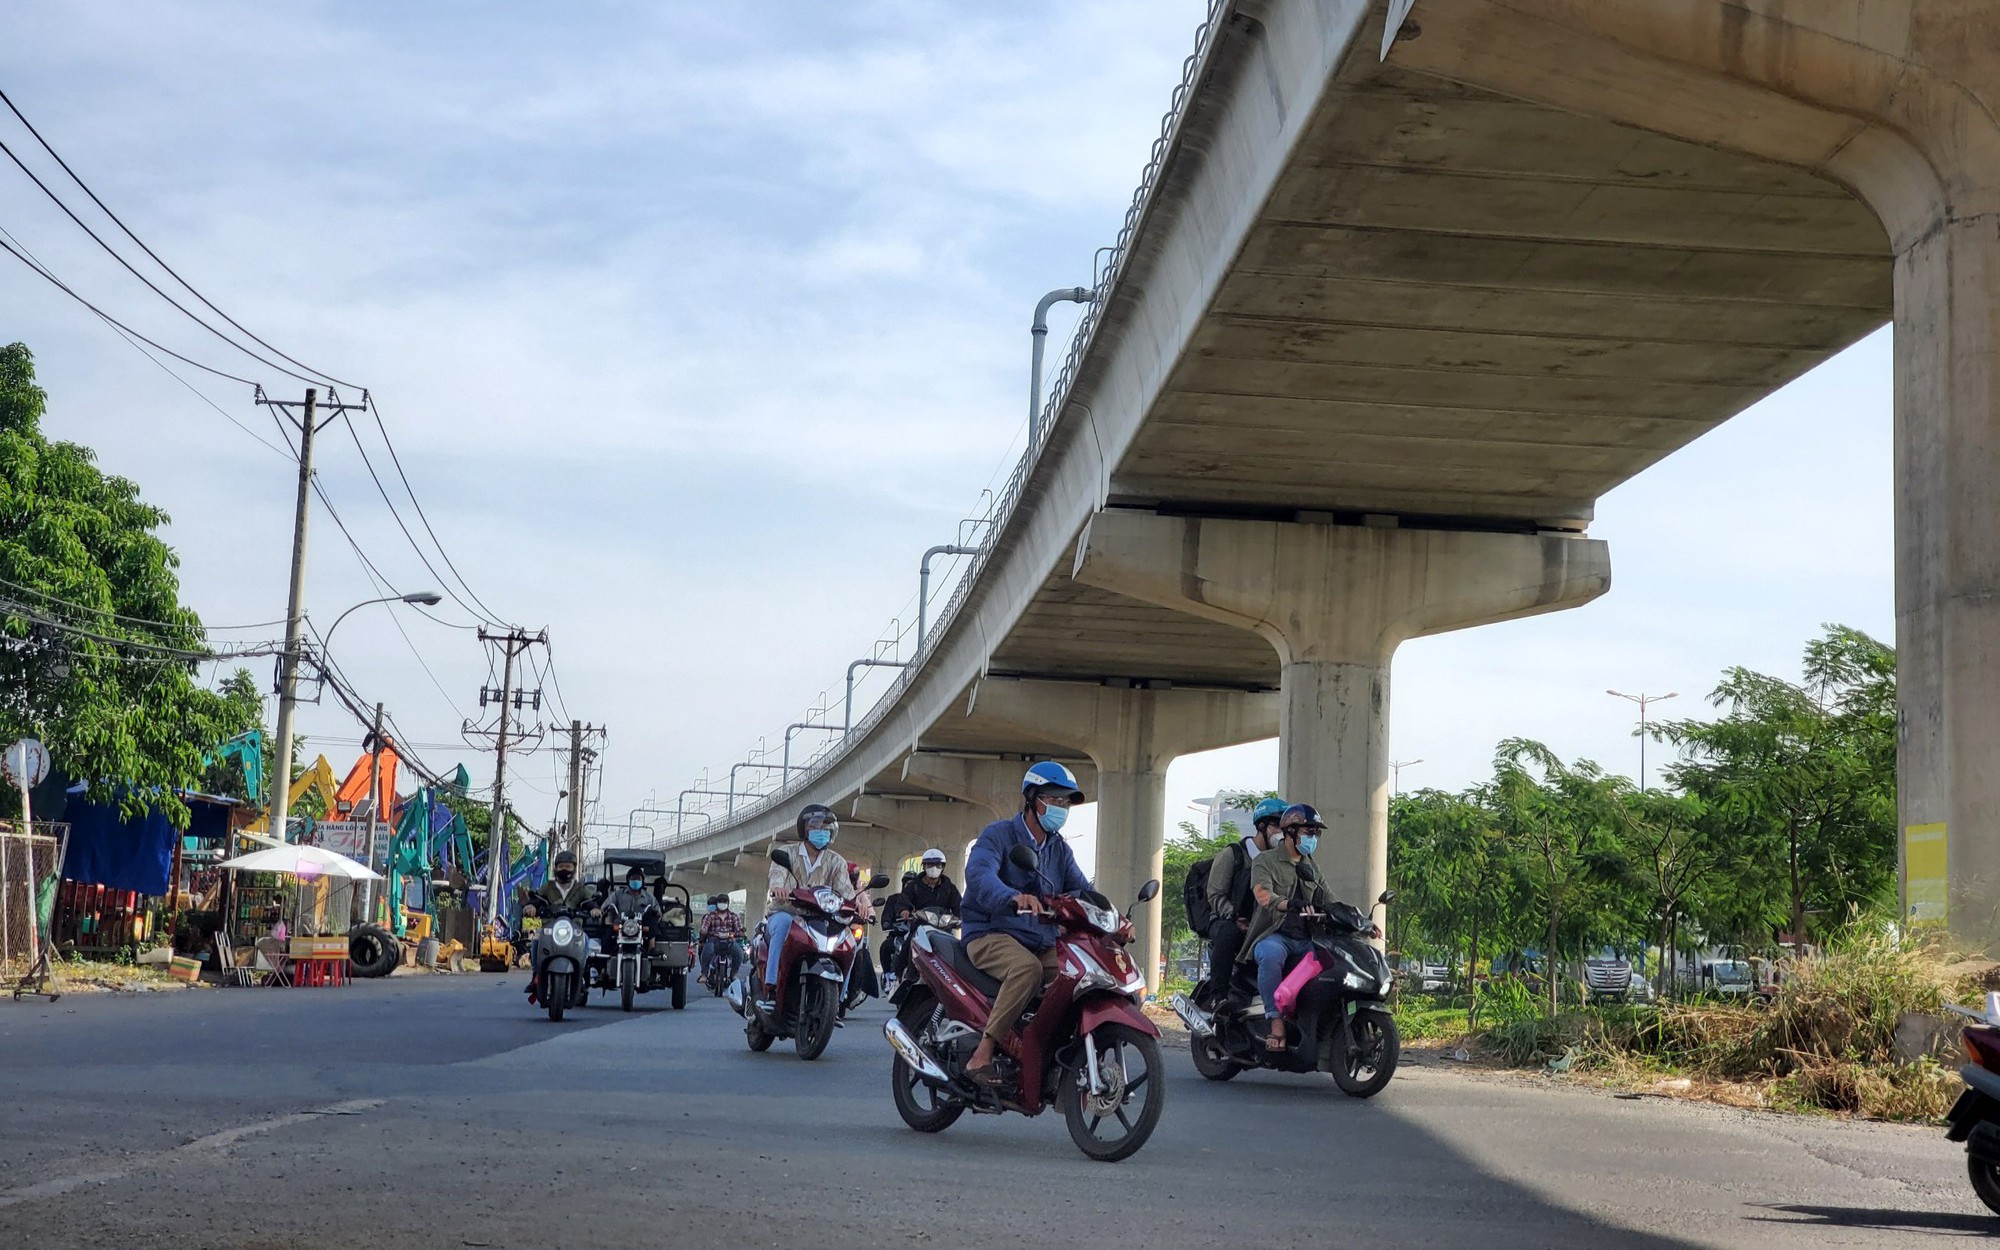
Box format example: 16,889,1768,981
1297,834,1319,856
555,871,573,882
807,829,832,850
718,903,729,912
628,880,645,892
924,866,942,879
707,904,717,912
1038,802,1069,832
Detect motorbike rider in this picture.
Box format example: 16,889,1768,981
533,850,595,914
1201,797,1288,1009
881,850,963,976
758,803,872,1012
698,893,745,977
1241,804,1337,1052
600,867,660,944
960,761,1092,1088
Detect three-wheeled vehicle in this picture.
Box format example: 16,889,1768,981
589,849,694,1010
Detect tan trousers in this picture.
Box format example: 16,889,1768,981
966,932,1062,1044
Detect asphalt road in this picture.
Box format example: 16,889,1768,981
0,974,1989,1249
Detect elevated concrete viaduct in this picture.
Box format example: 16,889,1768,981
661,0,1999,976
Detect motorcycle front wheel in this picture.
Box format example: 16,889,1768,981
795,978,838,1060
620,965,636,1012
891,997,964,1133
1970,1155,2000,1214
671,972,688,1010
1060,1022,1165,1162
545,971,570,1022
1329,1005,1400,1098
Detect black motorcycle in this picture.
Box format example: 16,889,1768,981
528,908,591,1022
702,936,745,998
1171,890,1400,1097
883,907,958,984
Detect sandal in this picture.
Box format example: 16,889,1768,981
965,1062,1004,1089
1265,1031,1287,1052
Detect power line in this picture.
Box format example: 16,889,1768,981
339,414,505,630
0,230,258,387
363,394,509,626
0,87,357,389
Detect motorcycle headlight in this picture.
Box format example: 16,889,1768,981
1077,898,1120,934
1342,970,1379,994
549,919,576,946
621,919,641,937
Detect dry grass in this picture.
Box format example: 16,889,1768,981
1479,924,1978,1121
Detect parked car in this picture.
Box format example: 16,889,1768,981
1698,958,1756,999
1582,951,1634,1003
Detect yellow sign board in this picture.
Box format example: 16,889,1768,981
1905,821,1947,923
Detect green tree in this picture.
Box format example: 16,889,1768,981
0,343,246,825
1658,626,1896,943
1390,786,1522,1024
1161,820,1234,946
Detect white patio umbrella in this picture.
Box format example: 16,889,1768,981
217,843,382,881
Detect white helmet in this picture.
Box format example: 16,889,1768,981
920,848,946,866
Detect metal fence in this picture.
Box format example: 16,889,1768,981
653,0,1240,850
0,821,66,969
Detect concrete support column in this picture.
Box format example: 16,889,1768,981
851,795,987,875
1075,510,1609,911
964,678,1279,991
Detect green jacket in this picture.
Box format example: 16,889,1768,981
535,877,596,914
1237,851,1335,963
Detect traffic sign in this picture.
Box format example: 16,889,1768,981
2,738,48,788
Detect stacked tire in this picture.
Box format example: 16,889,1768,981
348,924,401,978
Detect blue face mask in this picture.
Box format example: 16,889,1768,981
1038,802,1069,833
1296,834,1319,856
628,880,645,892
807,829,832,850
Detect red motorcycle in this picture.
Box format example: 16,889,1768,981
883,844,1165,1162
735,848,887,1060
1944,994,2000,1212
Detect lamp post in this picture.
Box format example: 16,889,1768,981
727,762,786,816
1607,690,1678,790
782,721,839,785
1389,758,1423,795
918,546,980,650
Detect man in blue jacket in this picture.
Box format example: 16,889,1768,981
960,760,1092,1087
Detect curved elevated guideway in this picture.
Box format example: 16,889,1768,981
658,1,2000,978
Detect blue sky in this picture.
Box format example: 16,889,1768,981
0,2,1892,869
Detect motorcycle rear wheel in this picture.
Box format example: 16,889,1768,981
891,997,965,1133
745,1009,775,1051
545,971,570,1022
1060,1023,1165,1162
1329,1006,1400,1098
1970,1156,2000,1215
795,978,838,1060
1189,1034,1242,1081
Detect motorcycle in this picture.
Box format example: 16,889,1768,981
884,907,959,984
1170,890,1400,1097
732,849,889,1060
883,844,1165,1162
1942,993,2000,1212
702,936,746,998
527,908,590,1022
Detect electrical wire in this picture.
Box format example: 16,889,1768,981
362,394,510,627
0,87,357,389
339,414,505,630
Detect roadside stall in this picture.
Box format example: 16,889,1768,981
216,844,382,987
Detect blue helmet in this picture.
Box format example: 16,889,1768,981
1021,760,1085,804
1250,797,1288,827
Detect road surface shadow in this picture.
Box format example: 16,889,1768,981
1749,1203,1995,1235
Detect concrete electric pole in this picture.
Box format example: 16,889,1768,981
472,627,546,927
255,386,365,840
564,720,602,858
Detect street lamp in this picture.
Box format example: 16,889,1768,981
321,590,445,654
1389,759,1423,795
1608,690,1678,790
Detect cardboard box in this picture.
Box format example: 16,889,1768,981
289,936,348,960
168,956,202,983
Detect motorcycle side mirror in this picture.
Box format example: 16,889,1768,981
768,848,793,871
1007,845,1040,872
867,872,892,891
1135,879,1161,904
1378,889,1396,905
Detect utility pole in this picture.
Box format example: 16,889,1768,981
1389,758,1423,796
564,721,602,858
360,702,385,923
470,628,546,927
256,386,364,840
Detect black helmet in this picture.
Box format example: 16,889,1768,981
901,870,920,886
1279,803,1327,832
553,850,577,868
707,893,728,905
796,803,839,840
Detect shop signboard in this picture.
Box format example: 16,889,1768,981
314,820,387,870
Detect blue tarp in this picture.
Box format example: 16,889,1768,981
60,787,175,896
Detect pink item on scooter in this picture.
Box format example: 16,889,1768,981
1273,950,1323,1016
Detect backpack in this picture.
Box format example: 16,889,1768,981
1183,841,1247,939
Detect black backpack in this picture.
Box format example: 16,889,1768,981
1183,842,1246,939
